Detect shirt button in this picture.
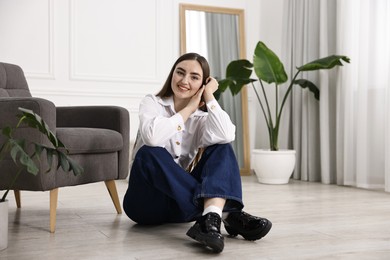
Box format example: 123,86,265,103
176,141,180,145
210,105,216,110
177,125,182,131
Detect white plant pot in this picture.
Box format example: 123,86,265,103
0,200,8,251
252,149,296,184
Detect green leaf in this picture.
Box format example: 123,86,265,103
253,41,288,84
293,79,320,100
213,88,222,101
230,79,256,95
0,140,11,161
217,60,256,96
8,139,39,175
226,59,253,79
17,108,64,149
68,157,84,176
218,79,232,92
2,126,13,138
56,150,83,176
32,143,43,158
58,151,70,172
19,153,39,175
10,140,25,163
45,148,54,173
297,55,350,71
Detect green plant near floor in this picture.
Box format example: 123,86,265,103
218,41,350,151
0,107,83,202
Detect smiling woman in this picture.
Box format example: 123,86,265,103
123,52,272,254
179,4,250,175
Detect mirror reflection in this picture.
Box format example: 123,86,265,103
180,4,250,175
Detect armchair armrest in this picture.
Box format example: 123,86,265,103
0,97,57,191
0,97,56,133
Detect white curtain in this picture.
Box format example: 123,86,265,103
282,0,390,192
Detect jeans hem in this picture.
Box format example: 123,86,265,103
193,194,243,209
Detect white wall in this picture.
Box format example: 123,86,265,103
0,0,283,148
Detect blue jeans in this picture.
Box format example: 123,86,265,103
123,143,243,225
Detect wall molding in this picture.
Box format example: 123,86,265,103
69,0,161,84
25,0,55,79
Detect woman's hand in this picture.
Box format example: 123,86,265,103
188,86,205,112
178,77,218,122
178,86,205,123
203,77,218,102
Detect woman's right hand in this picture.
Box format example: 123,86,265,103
179,86,205,122
187,86,205,113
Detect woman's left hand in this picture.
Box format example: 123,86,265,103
203,77,218,102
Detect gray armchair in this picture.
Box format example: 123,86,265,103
0,62,130,232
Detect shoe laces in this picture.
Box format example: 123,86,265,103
204,213,222,232
230,211,261,225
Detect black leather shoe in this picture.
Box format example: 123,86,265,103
223,211,272,241
186,212,224,253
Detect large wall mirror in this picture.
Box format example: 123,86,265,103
180,4,250,175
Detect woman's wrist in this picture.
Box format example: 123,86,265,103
179,106,193,122
203,91,215,103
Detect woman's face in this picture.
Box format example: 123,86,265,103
171,60,203,101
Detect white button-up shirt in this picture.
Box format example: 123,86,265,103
133,94,236,170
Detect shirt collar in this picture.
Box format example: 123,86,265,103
156,95,207,117
157,96,175,113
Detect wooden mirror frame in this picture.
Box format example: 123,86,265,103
179,4,250,175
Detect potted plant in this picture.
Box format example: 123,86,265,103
0,107,82,251
218,41,350,184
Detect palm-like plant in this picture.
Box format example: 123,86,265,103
218,41,350,150
0,107,83,202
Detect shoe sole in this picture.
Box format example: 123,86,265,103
224,220,272,241
186,226,224,253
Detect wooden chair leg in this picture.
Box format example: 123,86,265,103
50,188,59,233
105,180,122,214
14,190,21,208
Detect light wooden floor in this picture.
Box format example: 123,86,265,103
1,175,390,260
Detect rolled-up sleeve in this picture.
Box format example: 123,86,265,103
199,99,236,146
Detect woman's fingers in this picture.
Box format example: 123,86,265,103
205,77,218,93
187,86,204,111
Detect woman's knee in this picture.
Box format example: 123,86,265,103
205,143,235,157
136,145,165,158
